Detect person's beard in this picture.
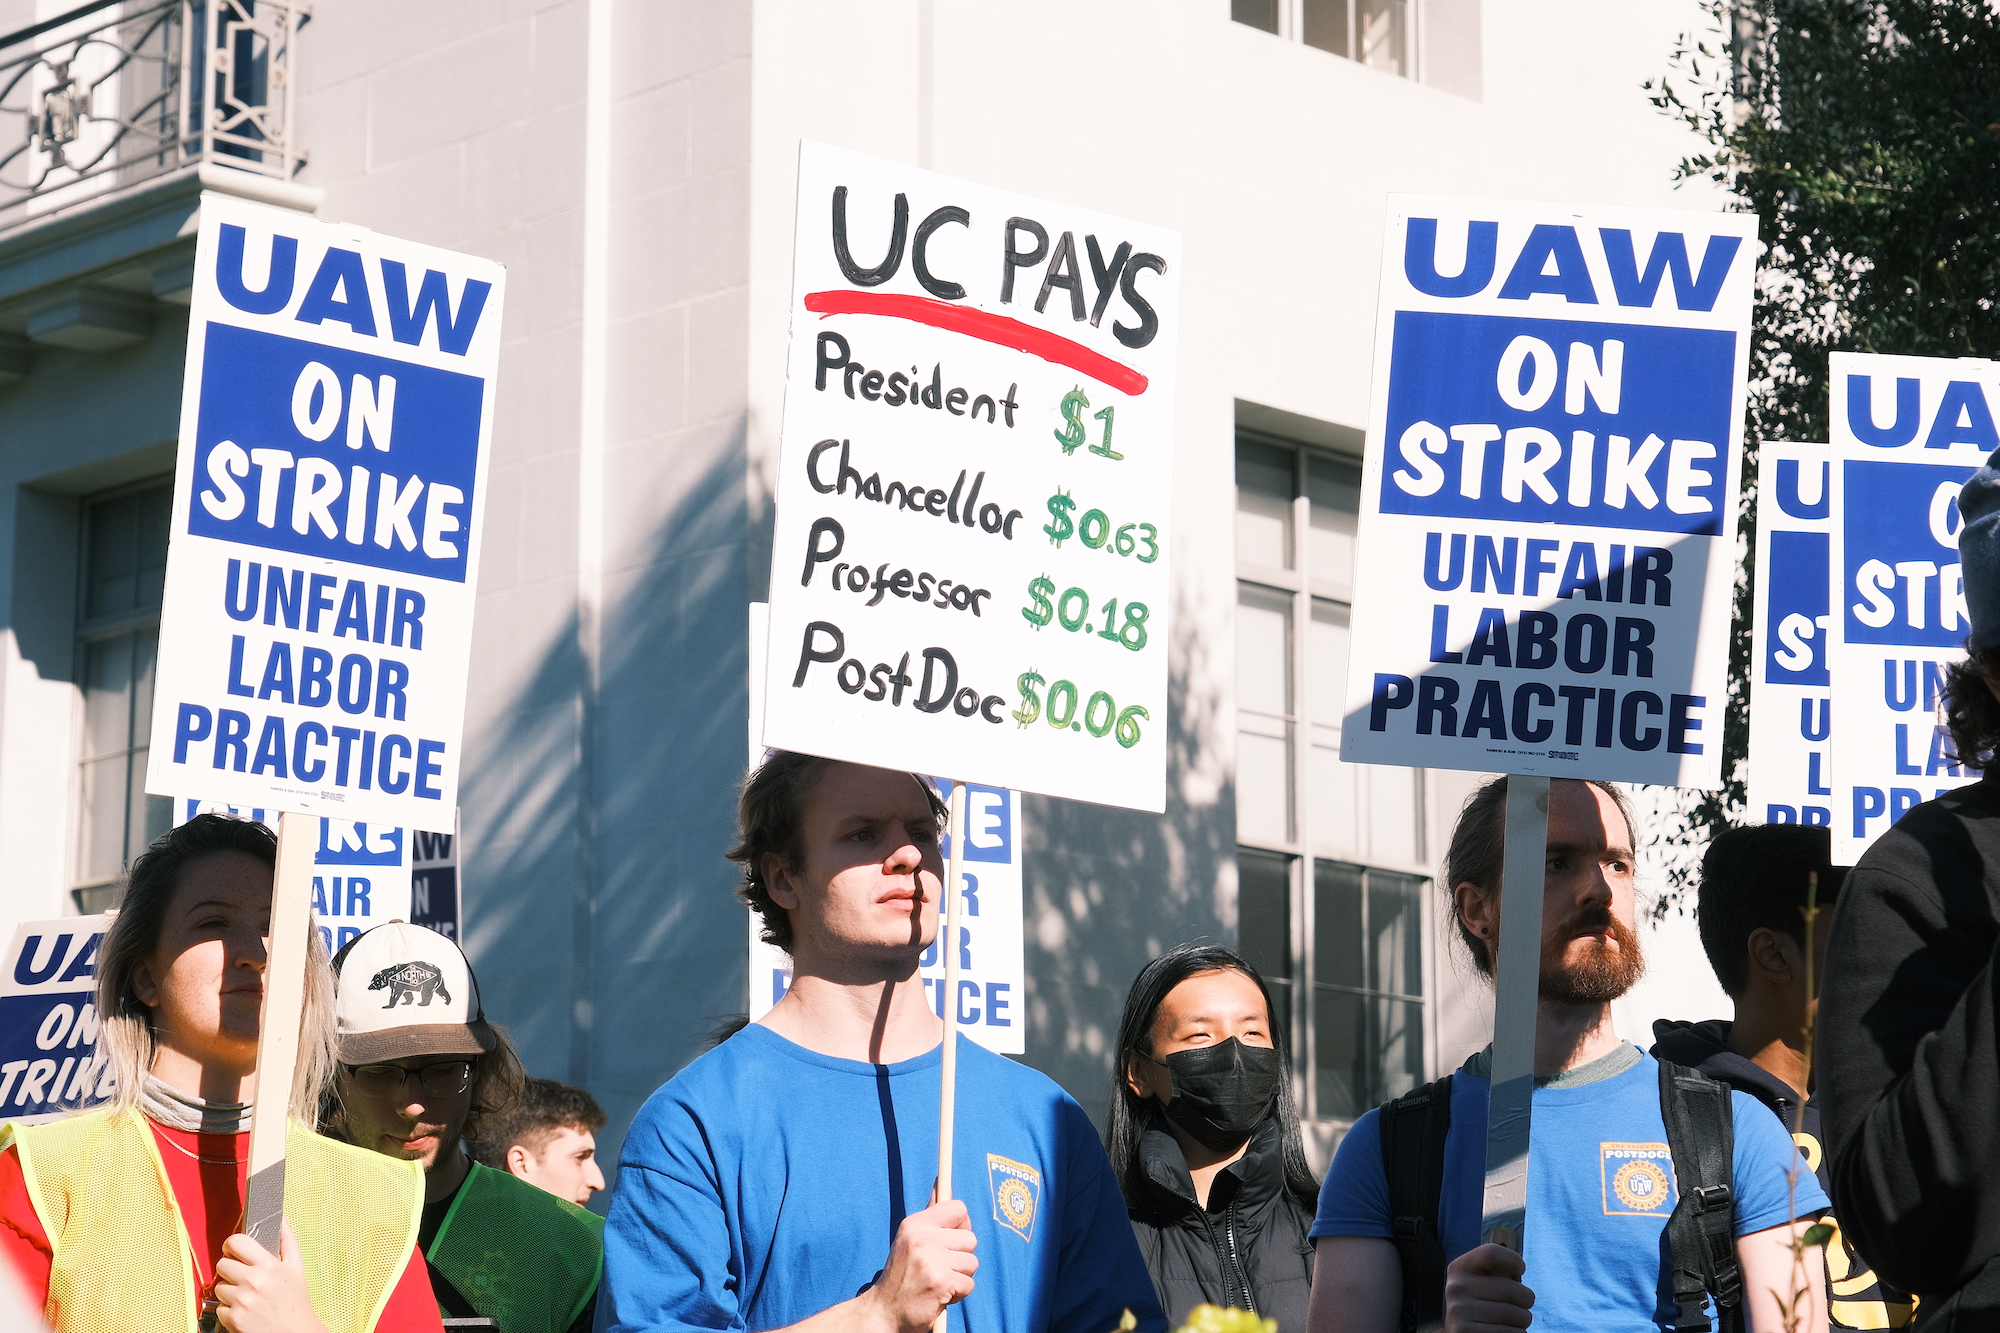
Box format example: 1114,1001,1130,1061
1539,904,1645,1003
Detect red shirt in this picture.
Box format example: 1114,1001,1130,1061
0,1123,442,1331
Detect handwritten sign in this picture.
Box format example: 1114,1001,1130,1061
759,143,1181,810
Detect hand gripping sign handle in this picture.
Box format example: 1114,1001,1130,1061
933,781,968,1333
1480,775,1550,1254
244,811,318,1251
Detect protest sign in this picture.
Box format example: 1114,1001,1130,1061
144,194,505,833
1828,353,1998,861
0,919,112,1123
1342,197,1755,788
411,820,461,943
179,799,414,954
1342,196,1757,1249
759,142,1181,813
748,782,1025,1055
145,195,505,1245
1747,443,1836,828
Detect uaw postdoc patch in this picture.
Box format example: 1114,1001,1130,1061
987,1153,1041,1242
1601,1142,1676,1216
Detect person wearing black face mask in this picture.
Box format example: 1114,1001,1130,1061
1109,945,1321,1330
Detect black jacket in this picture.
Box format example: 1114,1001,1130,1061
1652,1018,1911,1329
1125,1117,1314,1331
1819,775,2000,1326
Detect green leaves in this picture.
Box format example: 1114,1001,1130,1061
1802,1222,1837,1250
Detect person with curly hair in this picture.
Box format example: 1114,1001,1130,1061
1819,453,2000,1323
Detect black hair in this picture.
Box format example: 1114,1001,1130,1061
1941,645,2000,774
1106,944,1318,1212
1696,824,1845,998
1443,775,1634,975
470,1076,606,1166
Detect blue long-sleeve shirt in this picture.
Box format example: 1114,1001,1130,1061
598,1024,1165,1333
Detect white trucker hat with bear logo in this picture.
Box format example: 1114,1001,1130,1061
329,921,497,1063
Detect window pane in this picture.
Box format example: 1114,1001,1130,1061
1308,599,1350,727
1358,0,1407,74
1375,995,1425,1102
1314,860,1365,990
1238,585,1293,845
76,755,129,885
80,636,135,761
1231,0,1280,33
1315,987,1368,1119
1238,849,1293,983
1369,870,1425,998
1236,439,1294,569
84,486,171,621
1302,0,1349,55
1306,456,1361,594
1239,586,1292,718
1366,765,1422,865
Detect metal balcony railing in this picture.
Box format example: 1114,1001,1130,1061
0,0,305,232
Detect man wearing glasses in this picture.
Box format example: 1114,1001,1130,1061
330,922,604,1333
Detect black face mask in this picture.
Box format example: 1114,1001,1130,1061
1155,1037,1283,1151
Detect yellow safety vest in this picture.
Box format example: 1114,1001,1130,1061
2,1108,422,1333
427,1160,604,1332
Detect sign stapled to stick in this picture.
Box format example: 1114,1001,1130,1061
760,142,1181,812
1747,443,1836,829
1827,353,2000,861
145,195,505,833
1343,196,1756,787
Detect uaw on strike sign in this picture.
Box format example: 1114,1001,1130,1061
1343,197,1755,785
146,196,504,830
761,143,1180,811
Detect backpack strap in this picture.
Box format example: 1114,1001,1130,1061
1658,1059,1743,1333
1379,1074,1453,1333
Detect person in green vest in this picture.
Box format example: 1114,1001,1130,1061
327,922,603,1333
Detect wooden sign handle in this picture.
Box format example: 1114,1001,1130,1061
1480,775,1549,1253
933,781,967,1333
244,811,317,1251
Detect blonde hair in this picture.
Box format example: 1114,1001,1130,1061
93,815,338,1125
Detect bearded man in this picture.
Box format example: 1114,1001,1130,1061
1303,777,1830,1333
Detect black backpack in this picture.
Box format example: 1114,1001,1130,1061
1378,1058,1743,1333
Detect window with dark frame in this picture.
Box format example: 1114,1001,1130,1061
1235,433,1431,1126
73,479,174,912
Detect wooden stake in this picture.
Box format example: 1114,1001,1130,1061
244,810,317,1251
1480,775,1550,1253
933,781,967,1333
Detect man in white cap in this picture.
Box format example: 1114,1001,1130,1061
330,922,603,1333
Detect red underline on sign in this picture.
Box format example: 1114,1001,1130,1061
801,290,1149,396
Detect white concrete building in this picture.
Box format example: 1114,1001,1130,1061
0,0,1731,1173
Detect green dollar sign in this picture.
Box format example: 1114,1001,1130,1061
1013,671,1045,727
1043,489,1076,546
1021,576,1055,628
1053,386,1090,455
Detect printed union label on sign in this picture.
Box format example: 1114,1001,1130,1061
759,142,1180,810
145,195,506,830
1341,196,1756,786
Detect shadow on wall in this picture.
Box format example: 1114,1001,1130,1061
458,420,752,1193
1023,588,1235,1130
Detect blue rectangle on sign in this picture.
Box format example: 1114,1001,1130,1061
941,782,1011,864
1379,312,1735,536
1841,460,1976,648
186,323,485,582
316,821,404,866
1763,530,1830,686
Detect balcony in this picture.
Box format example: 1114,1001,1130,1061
0,0,306,232
0,0,317,382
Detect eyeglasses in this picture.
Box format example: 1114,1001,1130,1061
344,1060,476,1098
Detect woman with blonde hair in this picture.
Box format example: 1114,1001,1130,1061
0,813,444,1332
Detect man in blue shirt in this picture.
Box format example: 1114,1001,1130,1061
598,753,1164,1333
1305,777,1830,1333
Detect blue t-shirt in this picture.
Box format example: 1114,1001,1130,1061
1311,1048,1828,1332
598,1024,1165,1333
